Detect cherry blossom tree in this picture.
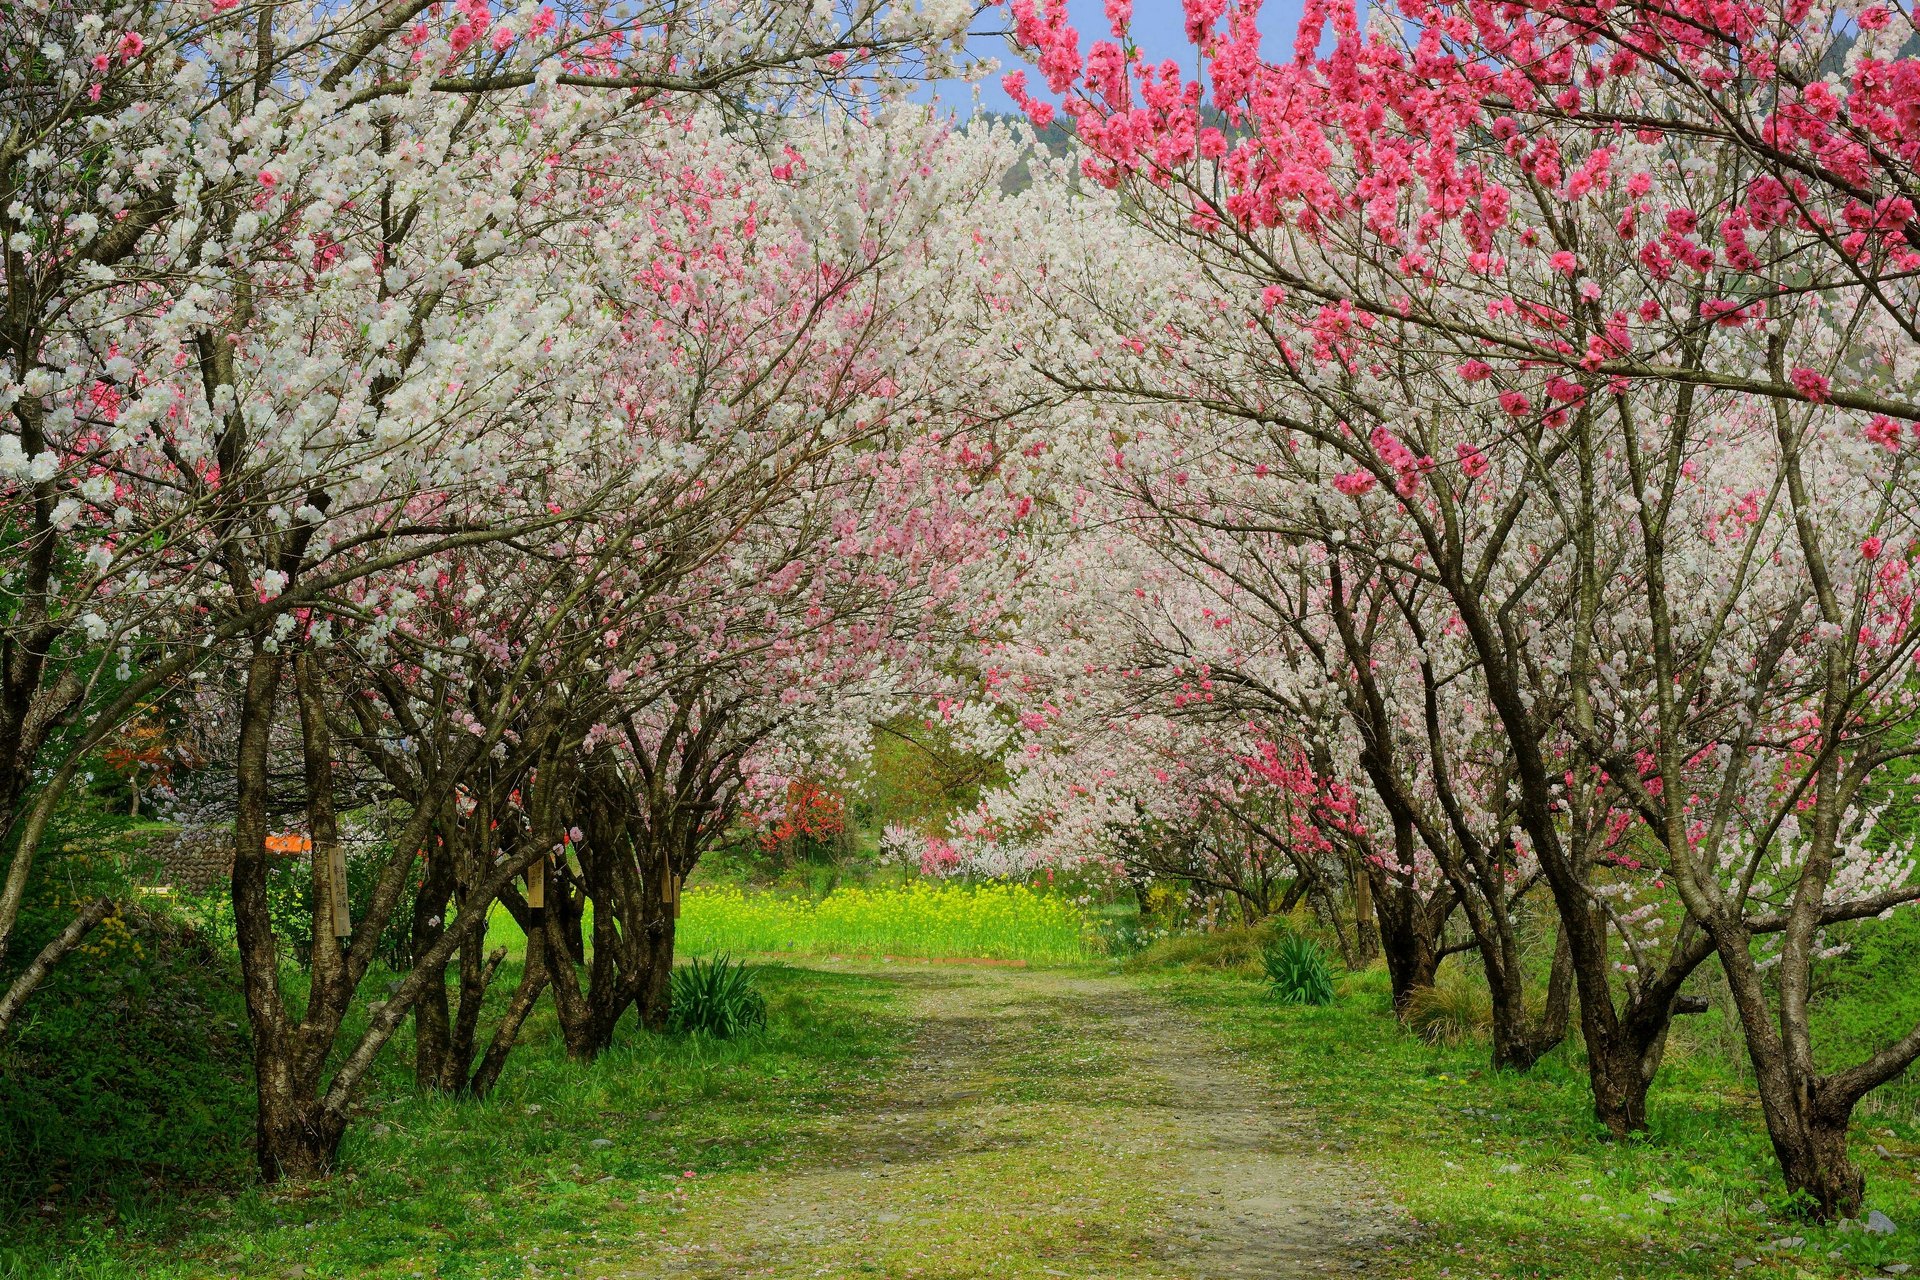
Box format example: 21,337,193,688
997,0,1920,1215
0,0,983,1044
2,0,995,1174
188,106,1032,1155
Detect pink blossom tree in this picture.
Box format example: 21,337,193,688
998,0,1920,1214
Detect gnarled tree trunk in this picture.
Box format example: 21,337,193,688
1485,923,1573,1072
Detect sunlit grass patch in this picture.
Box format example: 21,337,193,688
678,882,1095,964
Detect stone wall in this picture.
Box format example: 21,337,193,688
148,827,231,894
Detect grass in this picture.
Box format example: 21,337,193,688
0,815,256,1217
19,804,1920,1280
3,963,910,1279
1120,920,1275,974
675,882,1096,963
1402,968,1494,1047
1145,960,1920,1280
667,953,769,1038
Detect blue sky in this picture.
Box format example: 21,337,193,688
917,0,1309,116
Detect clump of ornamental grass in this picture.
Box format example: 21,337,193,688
667,954,768,1039
1125,923,1272,975
1403,968,1493,1047
1261,932,1337,1006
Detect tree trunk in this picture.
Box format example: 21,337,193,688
1526,844,1681,1136
1768,1105,1866,1220
552,860,588,968
539,873,636,1059
236,648,358,1179
1369,870,1441,1014
255,1087,348,1181
636,903,676,1033
1275,876,1307,914
1508,924,1574,1070
1562,942,1682,1139
1486,956,1537,1072
1714,925,1868,1219
230,644,313,1183
1310,874,1358,969
444,934,506,1090
411,834,456,1090
1486,919,1573,1072
1587,1035,1654,1137
540,900,603,1060
234,647,497,1176
467,925,549,1098
1347,847,1380,962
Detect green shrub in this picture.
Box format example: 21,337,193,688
1262,932,1336,1005
265,840,417,969
668,954,769,1039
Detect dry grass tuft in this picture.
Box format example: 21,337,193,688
1403,968,1493,1047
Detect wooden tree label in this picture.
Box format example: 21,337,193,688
327,842,350,938
526,855,545,910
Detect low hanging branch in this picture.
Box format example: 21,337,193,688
0,897,116,1031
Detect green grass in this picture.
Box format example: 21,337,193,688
19,801,1920,1280
3,963,909,1279
1120,920,1275,974
675,882,1096,963
1147,962,1920,1280
0,815,255,1217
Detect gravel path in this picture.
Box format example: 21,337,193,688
627,964,1405,1279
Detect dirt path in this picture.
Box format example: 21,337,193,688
626,964,1405,1279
